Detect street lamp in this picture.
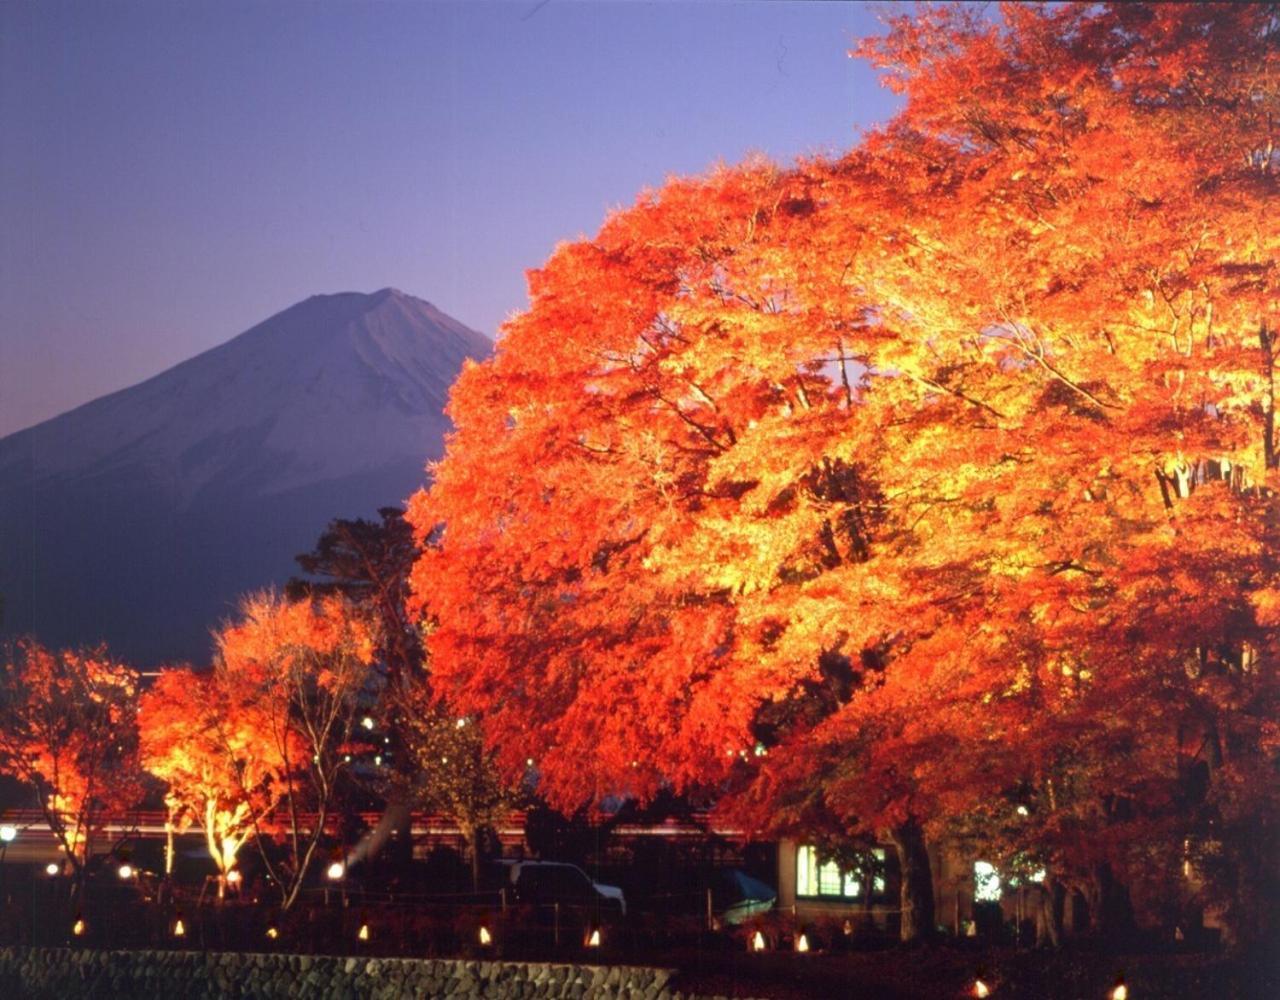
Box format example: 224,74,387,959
0,824,15,900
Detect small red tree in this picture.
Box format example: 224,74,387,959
138,666,294,887
214,591,378,911
0,641,143,879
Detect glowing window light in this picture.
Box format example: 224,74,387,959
478,926,492,946
795,933,810,953
750,930,766,952
974,861,1002,902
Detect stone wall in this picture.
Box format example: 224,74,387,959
0,947,735,1000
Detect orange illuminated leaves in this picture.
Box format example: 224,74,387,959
408,3,1280,930
138,665,294,872
0,641,142,864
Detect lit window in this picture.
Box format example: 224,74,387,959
974,861,1002,902
796,845,886,899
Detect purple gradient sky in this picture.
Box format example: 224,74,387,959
0,0,903,438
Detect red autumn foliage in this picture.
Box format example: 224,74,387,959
0,641,143,871
409,3,1280,944
138,665,296,877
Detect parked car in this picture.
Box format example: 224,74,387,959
497,860,627,916
708,868,776,925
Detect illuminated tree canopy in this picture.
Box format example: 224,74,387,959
0,641,143,874
409,3,1280,942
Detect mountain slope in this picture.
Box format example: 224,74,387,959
0,289,489,665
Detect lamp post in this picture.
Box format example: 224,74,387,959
325,860,345,906
0,824,16,902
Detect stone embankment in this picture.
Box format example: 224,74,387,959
0,947,748,1000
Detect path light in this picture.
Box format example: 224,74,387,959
72,915,85,937
1110,976,1128,1000
45,862,59,877
327,861,345,880
478,926,492,946
795,933,810,953
750,930,766,952
585,928,601,948
173,913,186,938
973,980,991,998
357,922,370,942
117,863,134,880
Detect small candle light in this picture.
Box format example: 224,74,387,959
751,930,766,952
478,926,492,946
586,928,601,947
795,933,810,953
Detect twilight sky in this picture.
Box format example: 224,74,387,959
0,0,903,438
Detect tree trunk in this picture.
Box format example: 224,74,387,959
1087,862,1135,941
470,825,482,892
1036,877,1066,948
888,818,935,943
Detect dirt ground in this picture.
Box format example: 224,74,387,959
668,944,1280,999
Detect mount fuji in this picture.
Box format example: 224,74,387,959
0,289,490,665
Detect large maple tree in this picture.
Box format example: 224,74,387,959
409,3,1280,944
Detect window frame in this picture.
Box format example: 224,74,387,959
794,844,889,902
